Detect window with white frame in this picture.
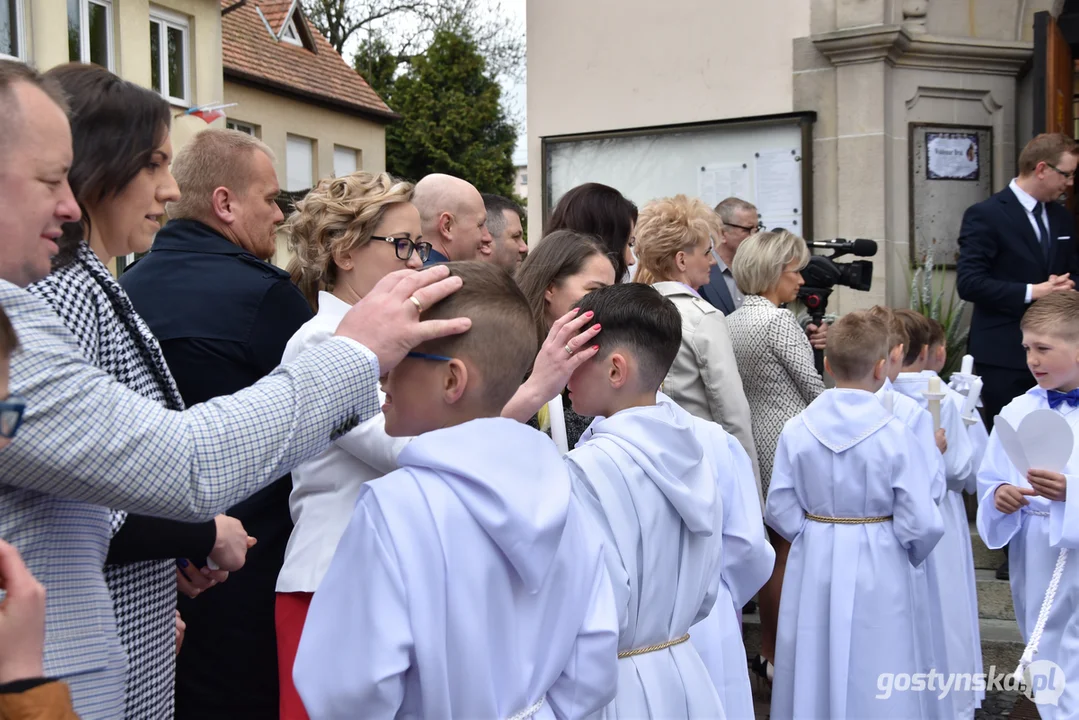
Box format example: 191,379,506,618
280,15,302,46
1,0,24,60
227,121,257,136
68,0,113,69
149,8,190,105
333,145,358,177
286,134,314,191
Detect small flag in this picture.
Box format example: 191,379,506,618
177,102,238,124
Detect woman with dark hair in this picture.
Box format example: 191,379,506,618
546,183,638,283
513,229,616,449
26,64,253,718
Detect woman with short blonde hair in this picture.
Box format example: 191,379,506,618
634,194,760,487
726,229,825,688
277,171,424,720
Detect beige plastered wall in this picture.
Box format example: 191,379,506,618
525,0,812,238
223,80,388,267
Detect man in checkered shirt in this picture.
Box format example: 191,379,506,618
0,60,470,720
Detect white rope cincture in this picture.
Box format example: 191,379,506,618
506,697,545,720
1013,523,1069,686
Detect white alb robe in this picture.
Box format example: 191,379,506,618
294,418,619,720
933,369,989,495
893,371,982,717
687,417,774,720
567,395,726,719
766,389,945,720
977,388,1079,720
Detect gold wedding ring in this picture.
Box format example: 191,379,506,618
409,295,424,313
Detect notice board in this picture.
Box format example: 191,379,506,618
541,113,815,238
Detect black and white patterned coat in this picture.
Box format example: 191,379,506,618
28,242,185,719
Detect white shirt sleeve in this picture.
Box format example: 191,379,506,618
1026,284,1034,304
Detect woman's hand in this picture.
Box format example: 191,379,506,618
502,308,602,423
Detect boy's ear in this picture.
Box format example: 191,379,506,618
823,355,834,380
873,357,887,381
609,352,630,389
442,359,469,405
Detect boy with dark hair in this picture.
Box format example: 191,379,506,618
891,309,981,717
566,283,773,719
294,262,619,719
978,292,1079,712
766,310,944,718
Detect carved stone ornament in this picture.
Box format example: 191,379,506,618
902,0,929,34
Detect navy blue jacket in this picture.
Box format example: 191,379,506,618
956,187,1079,370
121,218,312,719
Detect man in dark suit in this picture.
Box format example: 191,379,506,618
957,132,1079,581
121,129,312,719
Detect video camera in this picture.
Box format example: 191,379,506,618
796,238,878,372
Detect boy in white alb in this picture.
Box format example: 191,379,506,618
978,292,1079,718
891,309,982,718
766,311,945,720
925,318,989,492
293,263,619,719
565,283,770,719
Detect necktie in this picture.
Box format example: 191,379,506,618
1034,202,1051,261
1047,388,1079,410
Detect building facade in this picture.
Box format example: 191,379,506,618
527,0,1059,313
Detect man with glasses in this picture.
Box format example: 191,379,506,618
699,197,761,315
957,132,1079,580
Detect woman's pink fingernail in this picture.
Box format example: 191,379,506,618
585,311,594,317
592,324,601,331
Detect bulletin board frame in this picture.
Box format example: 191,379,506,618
908,122,994,269
540,112,817,240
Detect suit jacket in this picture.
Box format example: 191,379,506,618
120,219,313,718
651,282,761,501
698,264,736,315
956,186,1079,370
0,280,377,720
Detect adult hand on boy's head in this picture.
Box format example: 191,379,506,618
994,484,1036,514
0,540,47,683
934,428,948,455
1028,469,1068,502
336,265,472,372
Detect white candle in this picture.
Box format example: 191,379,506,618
961,354,974,376
961,378,983,421
548,395,569,454
927,376,942,431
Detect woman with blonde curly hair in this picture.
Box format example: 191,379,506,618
634,195,774,720
275,171,425,719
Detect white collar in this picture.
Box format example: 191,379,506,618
1009,178,1041,213
316,290,352,323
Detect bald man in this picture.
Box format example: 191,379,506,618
413,174,492,264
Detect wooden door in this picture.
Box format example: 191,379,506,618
1034,11,1075,210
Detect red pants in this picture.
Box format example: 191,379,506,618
276,592,314,720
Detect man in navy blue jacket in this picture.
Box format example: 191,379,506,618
121,129,312,719
957,133,1079,428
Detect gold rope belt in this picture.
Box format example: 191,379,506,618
805,513,892,525
618,633,690,659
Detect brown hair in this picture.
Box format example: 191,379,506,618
1018,133,1079,176
418,262,539,411
167,128,276,221
826,311,890,381
0,304,17,358
286,171,414,311
44,64,172,270
634,194,714,285
515,229,612,342
866,305,906,352
0,60,69,163
926,317,946,347
894,309,932,366
547,183,637,282
1021,292,1079,343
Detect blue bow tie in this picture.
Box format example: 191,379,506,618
1048,389,1079,410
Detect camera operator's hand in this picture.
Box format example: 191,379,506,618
1032,274,1074,300
806,322,829,350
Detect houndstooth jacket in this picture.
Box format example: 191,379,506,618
0,270,380,720
27,243,186,719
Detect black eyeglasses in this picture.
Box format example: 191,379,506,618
1045,162,1075,180
0,396,26,440
724,221,765,233
406,351,453,362
371,235,433,262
